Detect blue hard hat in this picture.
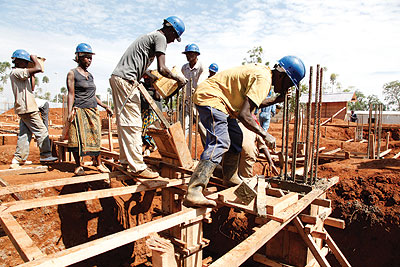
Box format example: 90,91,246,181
277,56,306,90
164,16,185,42
11,49,31,62
183,44,200,55
209,63,218,73
75,43,95,54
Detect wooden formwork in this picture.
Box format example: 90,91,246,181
0,140,350,267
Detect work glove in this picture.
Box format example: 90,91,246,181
263,132,276,150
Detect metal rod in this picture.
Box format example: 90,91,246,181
194,108,199,160
280,91,288,180
188,79,193,155
367,104,372,158
314,67,324,182
291,85,301,181
284,93,290,180
373,104,378,159
377,103,383,158
181,84,186,136
310,64,320,183
176,91,180,124
303,66,313,183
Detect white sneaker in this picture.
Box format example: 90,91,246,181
40,156,58,162
11,158,32,165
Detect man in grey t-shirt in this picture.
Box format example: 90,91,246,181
109,16,187,179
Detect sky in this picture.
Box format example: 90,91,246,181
0,0,399,103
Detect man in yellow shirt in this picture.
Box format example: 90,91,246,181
183,56,305,208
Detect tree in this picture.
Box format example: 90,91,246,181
42,76,49,84
0,61,11,93
348,89,368,111
383,80,400,111
242,46,269,66
60,86,67,94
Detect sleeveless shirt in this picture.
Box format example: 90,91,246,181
72,68,97,108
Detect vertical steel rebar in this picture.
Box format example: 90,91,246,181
181,85,186,136
291,85,301,181
280,92,288,180
303,66,313,183
377,103,383,158
284,93,290,180
309,64,320,183
176,91,180,124
188,79,193,155
314,67,324,182
194,108,199,160
373,104,378,159
367,104,372,158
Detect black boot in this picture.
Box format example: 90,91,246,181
222,152,242,187
183,160,217,208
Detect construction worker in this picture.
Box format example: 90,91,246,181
109,16,187,178
183,56,306,208
208,63,218,78
66,43,113,176
9,49,58,169
180,43,205,137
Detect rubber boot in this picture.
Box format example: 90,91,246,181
222,152,242,187
183,160,217,208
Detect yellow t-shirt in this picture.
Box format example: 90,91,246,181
193,64,272,117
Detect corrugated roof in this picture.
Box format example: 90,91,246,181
300,92,356,103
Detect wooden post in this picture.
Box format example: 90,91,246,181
367,104,372,158
386,132,390,151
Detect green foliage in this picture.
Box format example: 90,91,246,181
60,86,67,94
42,76,49,83
383,80,400,111
242,46,269,66
0,61,11,93
348,89,385,111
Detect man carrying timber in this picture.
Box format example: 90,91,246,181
109,16,187,178
183,56,306,208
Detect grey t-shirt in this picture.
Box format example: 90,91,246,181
112,31,167,82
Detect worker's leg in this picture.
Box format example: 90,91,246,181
238,124,258,178
19,112,54,159
13,119,32,162
39,102,49,129
221,118,243,186
109,75,157,178
183,105,231,208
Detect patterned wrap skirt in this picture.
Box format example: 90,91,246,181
68,107,101,156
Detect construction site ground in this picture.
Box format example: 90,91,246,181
0,109,399,267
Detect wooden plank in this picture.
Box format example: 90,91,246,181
253,253,295,267
320,107,346,126
345,139,354,143
325,231,352,267
311,198,331,208
324,217,345,229
0,176,190,215
266,192,298,215
0,213,44,262
256,176,267,216
322,148,341,155
17,207,213,267
266,177,339,223
0,166,48,176
379,149,391,158
393,151,400,159
168,122,194,169
0,177,24,200
137,84,170,128
310,229,327,240
208,177,338,267
0,173,117,196
293,218,330,267
298,214,317,224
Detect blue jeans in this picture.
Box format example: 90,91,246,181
259,111,271,132
196,105,243,164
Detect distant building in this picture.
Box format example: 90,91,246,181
300,92,357,120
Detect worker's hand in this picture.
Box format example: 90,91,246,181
67,108,76,123
176,76,188,89
106,106,113,116
263,132,276,150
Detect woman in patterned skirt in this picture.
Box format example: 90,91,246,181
66,43,113,176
